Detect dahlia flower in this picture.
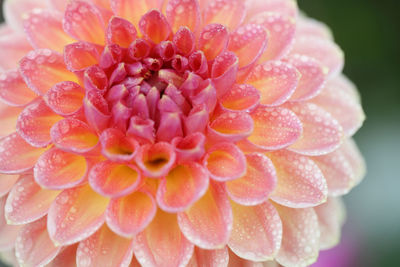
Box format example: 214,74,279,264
0,0,365,266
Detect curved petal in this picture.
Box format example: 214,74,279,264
228,201,282,261
0,31,31,70
166,0,201,33
245,0,298,19
226,153,277,206
203,0,246,30
296,17,333,40
0,174,19,198
46,244,78,267
339,138,366,186
188,247,229,267
177,182,232,249
0,196,22,251
219,84,260,112
274,204,320,267
0,103,21,138
5,174,60,224
173,26,195,56
3,0,47,31
111,0,160,27
227,248,266,267
268,150,328,208
0,69,37,107
107,16,137,48
76,224,134,267
100,128,139,163
64,42,101,72
139,10,171,44
106,190,156,238
208,111,254,143
211,51,239,98
132,210,194,267
15,217,61,267
44,81,84,116
198,24,229,61
157,162,209,212
172,132,206,163
47,184,109,246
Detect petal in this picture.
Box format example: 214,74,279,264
139,10,172,44
107,16,137,48
246,61,300,106
226,153,277,206
83,90,111,133
16,98,62,147
48,184,109,246
0,103,22,137
246,106,302,151
172,132,206,163
132,210,194,267
19,49,79,95
274,204,320,267
227,248,266,267
89,161,142,198
43,81,85,116
177,182,232,249
157,162,209,212
314,197,346,250
208,111,254,143
203,143,246,182
268,150,328,208
5,174,60,224
287,103,344,156
64,42,101,72
3,0,47,31
311,76,365,136
15,217,61,267
173,26,196,56
34,147,88,190
211,51,239,98
76,224,134,267
228,201,282,261
250,12,296,62
0,196,22,251
198,24,229,61
0,31,31,70
106,190,156,237
50,118,99,154
166,0,201,33
100,128,139,163
0,174,19,198
296,17,333,40
245,0,298,19
46,244,78,267
188,247,229,267
0,132,46,174
219,84,260,112
63,1,105,45
111,0,160,27
0,69,37,107
24,9,75,52
203,0,246,30
339,138,366,186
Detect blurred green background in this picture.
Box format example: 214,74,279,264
0,0,399,266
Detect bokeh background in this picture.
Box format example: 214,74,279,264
0,0,399,266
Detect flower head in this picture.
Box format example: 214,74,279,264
0,0,365,266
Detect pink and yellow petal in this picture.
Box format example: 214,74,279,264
188,247,229,267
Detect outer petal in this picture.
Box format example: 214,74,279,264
245,0,298,18
177,182,232,249
46,244,78,267
15,217,61,267
198,24,229,61
246,61,300,106
5,174,60,224
111,0,160,27
219,84,260,112
188,247,229,267
166,0,201,33
106,190,157,237
211,51,239,98
226,153,277,206
0,31,31,70
43,81,85,116
0,174,19,198
203,0,246,30
76,224,134,267
228,201,282,261
268,150,328,208
0,103,22,137
340,138,366,186
0,69,37,107
0,196,22,251
287,103,344,156
107,16,137,48
3,0,47,31
0,132,46,174
227,248,265,267
274,204,320,267
132,210,194,267
64,42,101,72
47,184,109,246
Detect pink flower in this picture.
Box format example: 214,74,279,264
0,0,366,266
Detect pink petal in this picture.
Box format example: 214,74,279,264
157,162,209,212
311,76,365,136
156,112,184,142
48,184,109,246
0,132,46,174
3,0,47,31
250,12,296,62
0,103,21,138
100,128,139,163
286,54,326,101
177,182,232,249
227,248,266,267
139,10,171,44
111,0,160,27
0,174,19,198
15,217,61,266
106,190,156,237
211,51,239,98
43,81,85,116
0,69,37,107
76,224,135,267
203,142,246,182
46,244,78,267
226,153,277,206
203,0,246,30
51,118,99,154
48,0,69,12
84,65,109,93
0,31,31,70
64,42,101,72
228,24,268,68
274,204,320,267
208,111,254,143
132,210,194,267
184,104,209,134
34,147,88,190
84,90,111,133
296,17,333,40
5,174,60,224
173,26,196,56
127,116,156,144
16,98,62,147
228,201,282,261
172,132,206,163
198,23,229,61
219,84,260,112
291,36,344,78
63,1,105,45
188,247,229,267
0,196,22,250
339,138,366,186
245,0,298,19
24,9,75,52
287,102,344,156
268,150,328,208
246,105,302,151
107,16,137,48
89,161,142,198
19,49,79,95
166,0,201,33
246,61,300,106
314,197,346,250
